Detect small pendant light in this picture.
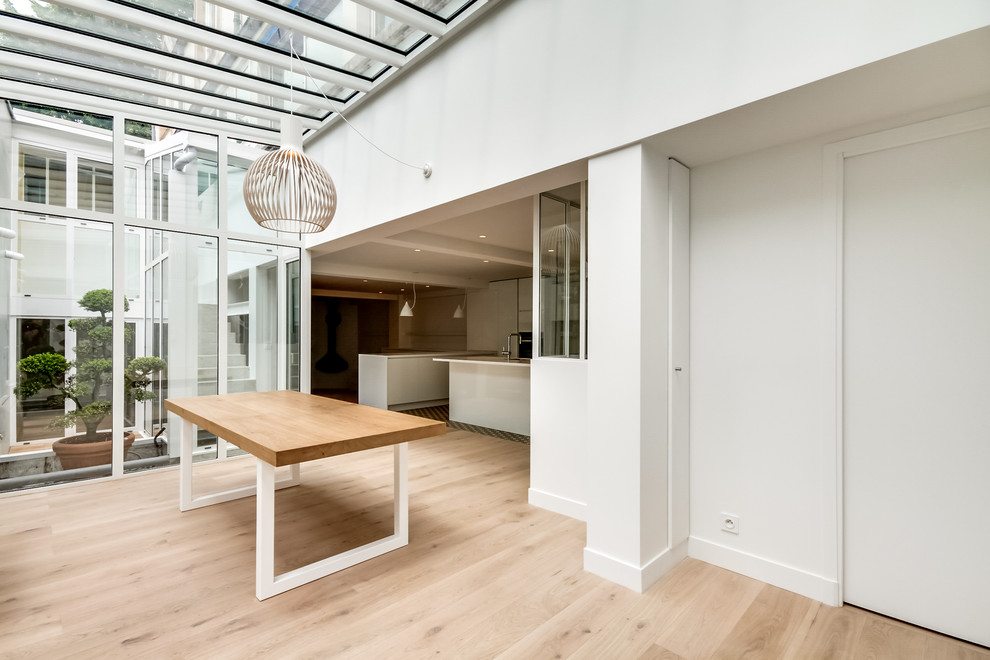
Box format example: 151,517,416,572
400,282,416,317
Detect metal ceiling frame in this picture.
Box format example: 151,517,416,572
0,0,500,141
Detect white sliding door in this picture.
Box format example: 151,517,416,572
843,124,990,647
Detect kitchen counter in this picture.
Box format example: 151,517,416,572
434,356,530,435
358,351,489,410
433,355,531,367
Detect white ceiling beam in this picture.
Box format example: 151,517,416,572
1,16,314,108
311,262,482,290
0,79,280,143
313,288,398,300
51,0,373,93
3,51,322,130
209,0,406,68
376,231,532,267
349,0,446,36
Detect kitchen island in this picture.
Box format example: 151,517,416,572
358,351,489,410
433,356,531,435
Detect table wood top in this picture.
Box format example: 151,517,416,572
164,390,446,467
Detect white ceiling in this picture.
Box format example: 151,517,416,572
310,195,536,293
312,27,990,297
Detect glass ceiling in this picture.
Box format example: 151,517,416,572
0,0,490,133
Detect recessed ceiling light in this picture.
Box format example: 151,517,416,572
479,234,487,238
548,249,555,253
414,249,421,252
483,260,489,263
363,279,368,282
425,285,430,288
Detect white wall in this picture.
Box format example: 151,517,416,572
297,0,990,602
529,358,587,520
396,291,466,350
306,0,990,245
466,287,497,351
689,136,838,601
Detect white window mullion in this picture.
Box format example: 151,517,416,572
65,153,79,212
110,113,126,476
276,253,287,391
300,249,311,394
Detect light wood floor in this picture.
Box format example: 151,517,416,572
1,430,986,659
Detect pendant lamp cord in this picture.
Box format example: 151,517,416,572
284,32,432,178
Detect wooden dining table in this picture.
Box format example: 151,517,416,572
164,390,446,600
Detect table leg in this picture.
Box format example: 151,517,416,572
179,418,195,512
256,459,277,600
254,442,411,600
178,419,301,512
394,442,408,543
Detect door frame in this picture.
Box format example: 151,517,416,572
822,105,990,607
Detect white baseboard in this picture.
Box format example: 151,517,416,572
584,541,689,593
528,488,586,521
689,536,840,606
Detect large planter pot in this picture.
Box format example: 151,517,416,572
52,431,137,470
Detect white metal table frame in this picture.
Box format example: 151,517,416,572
178,417,409,600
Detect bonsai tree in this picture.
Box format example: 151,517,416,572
15,289,166,443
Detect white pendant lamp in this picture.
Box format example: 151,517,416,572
400,282,416,317
242,115,337,233
452,304,464,319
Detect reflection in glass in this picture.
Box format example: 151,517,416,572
126,120,219,228
5,216,113,487
17,217,67,296
15,318,66,443
228,241,301,395
18,145,66,206
286,259,301,391
11,103,113,213
128,228,219,473
539,192,584,358
78,159,114,213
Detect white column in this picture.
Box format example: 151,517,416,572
583,144,688,592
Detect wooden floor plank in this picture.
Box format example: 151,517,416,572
711,584,820,659
1,431,987,659
638,644,688,660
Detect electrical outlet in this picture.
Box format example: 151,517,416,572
721,513,739,534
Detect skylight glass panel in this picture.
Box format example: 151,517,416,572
401,0,478,21
273,0,426,52
116,0,395,76
0,64,277,129
2,2,365,97
0,33,334,118
0,0,494,133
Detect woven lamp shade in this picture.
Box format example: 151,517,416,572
243,116,337,233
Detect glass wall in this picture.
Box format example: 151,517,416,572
286,259,301,391
124,119,219,229
539,190,585,358
227,241,300,395
0,100,303,492
123,228,219,473
227,137,299,240
5,213,115,486
9,104,112,214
